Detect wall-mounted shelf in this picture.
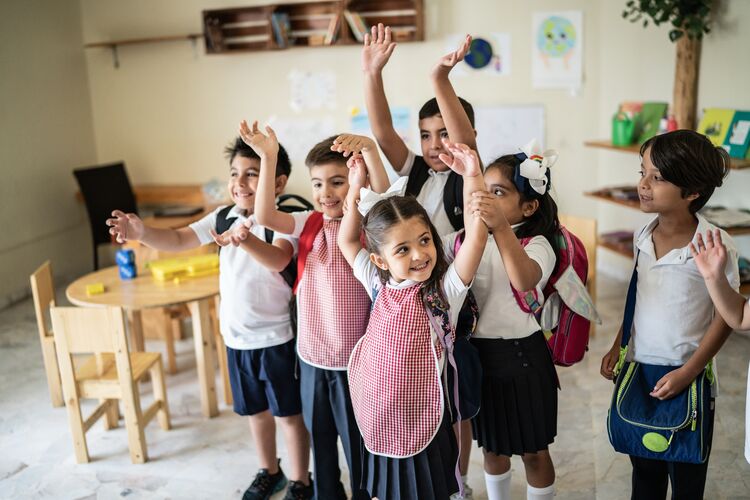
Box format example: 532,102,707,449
84,34,203,68
584,139,750,170
599,240,634,259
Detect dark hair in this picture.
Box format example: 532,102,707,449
640,130,729,213
418,97,475,128
224,136,291,178
305,135,347,169
362,196,450,307
485,155,561,263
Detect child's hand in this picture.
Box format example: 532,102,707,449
362,23,396,75
600,343,621,380
239,120,279,158
431,34,471,79
650,367,694,400
347,153,369,191
469,191,510,231
332,134,375,157
106,210,145,243
210,219,253,247
690,229,727,282
438,140,481,177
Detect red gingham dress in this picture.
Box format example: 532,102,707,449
347,282,445,458
297,219,371,369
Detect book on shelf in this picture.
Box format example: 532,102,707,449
700,206,750,229
590,185,639,202
600,231,635,255
634,102,668,144
271,12,291,48
204,17,225,52
324,13,340,45
697,108,735,147
722,110,750,159
223,34,271,46
343,10,368,42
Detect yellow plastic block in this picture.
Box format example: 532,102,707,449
149,254,219,281
86,283,105,296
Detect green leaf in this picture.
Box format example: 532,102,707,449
669,29,683,42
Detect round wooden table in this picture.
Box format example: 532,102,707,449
66,266,220,418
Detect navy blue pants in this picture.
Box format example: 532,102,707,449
299,359,369,500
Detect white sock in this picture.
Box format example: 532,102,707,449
461,474,468,485
485,470,512,500
527,483,555,500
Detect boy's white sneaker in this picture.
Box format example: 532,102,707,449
450,483,474,500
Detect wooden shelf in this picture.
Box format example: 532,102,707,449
84,34,202,49
598,240,634,259
585,139,750,170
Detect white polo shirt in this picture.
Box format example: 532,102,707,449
401,150,454,237
630,215,740,367
444,231,556,340
189,206,296,350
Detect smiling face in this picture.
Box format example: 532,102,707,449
419,115,451,172
638,147,696,215
309,162,350,218
370,216,437,283
227,156,261,214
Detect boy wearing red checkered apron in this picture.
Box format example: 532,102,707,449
252,127,390,500
339,143,487,500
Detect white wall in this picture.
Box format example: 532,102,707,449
0,0,97,307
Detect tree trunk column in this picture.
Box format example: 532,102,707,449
672,35,702,130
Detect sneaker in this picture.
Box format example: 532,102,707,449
450,482,474,500
282,473,314,500
242,461,288,500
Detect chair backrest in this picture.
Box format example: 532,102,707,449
559,214,597,285
50,306,129,356
73,162,138,247
30,261,56,341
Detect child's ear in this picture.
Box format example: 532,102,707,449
274,175,289,195
685,191,700,202
521,199,540,218
369,252,389,271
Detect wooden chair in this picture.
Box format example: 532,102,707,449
211,295,232,406
50,306,171,464
29,261,64,407
559,214,598,334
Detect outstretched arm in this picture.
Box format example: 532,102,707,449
331,134,391,193
690,229,750,331
338,156,368,266
438,142,487,285
106,210,201,252
210,220,293,272
431,35,477,151
362,23,409,172
240,120,296,234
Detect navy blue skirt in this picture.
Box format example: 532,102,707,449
471,331,558,456
362,408,459,500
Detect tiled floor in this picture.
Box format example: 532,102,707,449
1,274,748,499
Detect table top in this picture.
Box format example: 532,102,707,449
66,266,219,310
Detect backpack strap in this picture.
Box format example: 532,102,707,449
443,171,464,231
292,211,324,294
215,205,236,235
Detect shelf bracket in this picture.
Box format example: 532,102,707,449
110,45,120,69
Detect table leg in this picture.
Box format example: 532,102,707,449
189,298,218,418
127,310,145,352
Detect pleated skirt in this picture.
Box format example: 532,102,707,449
362,407,459,500
471,331,558,456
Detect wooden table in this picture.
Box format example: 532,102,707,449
66,266,220,418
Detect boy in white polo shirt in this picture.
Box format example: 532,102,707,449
600,130,739,500
106,137,312,500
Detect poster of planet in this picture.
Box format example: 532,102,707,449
531,11,583,89
444,33,511,77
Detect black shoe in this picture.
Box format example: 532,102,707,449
242,460,288,500
282,473,314,500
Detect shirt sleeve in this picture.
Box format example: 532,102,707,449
442,263,470,326
719,231,742,291
399,149,417,177
268,226,298,255
442,231,460,261
289,210,315,238
352,249,381,300
188,206,225,245
524,235,557,289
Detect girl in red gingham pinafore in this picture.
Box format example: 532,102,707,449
338,145,487,500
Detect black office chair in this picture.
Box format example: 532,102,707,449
74,162,137,270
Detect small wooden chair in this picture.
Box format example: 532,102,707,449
50,306,171,464
30,261,64,407
559,214,598,335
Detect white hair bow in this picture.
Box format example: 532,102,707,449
357,177,408,216
518,139,558,196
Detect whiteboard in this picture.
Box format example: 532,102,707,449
474,105,545,164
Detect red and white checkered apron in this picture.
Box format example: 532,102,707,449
347,282,445,458
297,219,371,369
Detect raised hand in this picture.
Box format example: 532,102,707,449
362,23,397,74
331,134,376,157
690,229,728,282
106,210,145,243
470,191,509,231
347,153,369,191
239,120,279,158
210,219,253,247
432,34,472,78
438,140,481,177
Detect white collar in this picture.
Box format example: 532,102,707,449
387,277,420,290
428,168,452,178
228,205,253,222
636,214,712,263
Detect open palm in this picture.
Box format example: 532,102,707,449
690,229,727,281
362,23,396,74
438,140,480,177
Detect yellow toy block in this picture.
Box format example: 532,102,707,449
86,283,105,296
149,254,219,281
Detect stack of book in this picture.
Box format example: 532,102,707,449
343,10,367,42
697,108,750,160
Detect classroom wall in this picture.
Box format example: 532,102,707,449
0,0,97,308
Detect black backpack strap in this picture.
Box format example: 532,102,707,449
261,226,296,289
215,205,237,234
405,156,430,197
444,172,464,231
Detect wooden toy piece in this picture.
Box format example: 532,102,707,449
85,283,106,296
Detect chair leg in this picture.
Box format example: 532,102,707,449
104,399,120,429
93,243,99,271
150,359,172,431
214,332,233,406
65,395,90,463
121,381,148,464
163,313,177,375
41,337,64,407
